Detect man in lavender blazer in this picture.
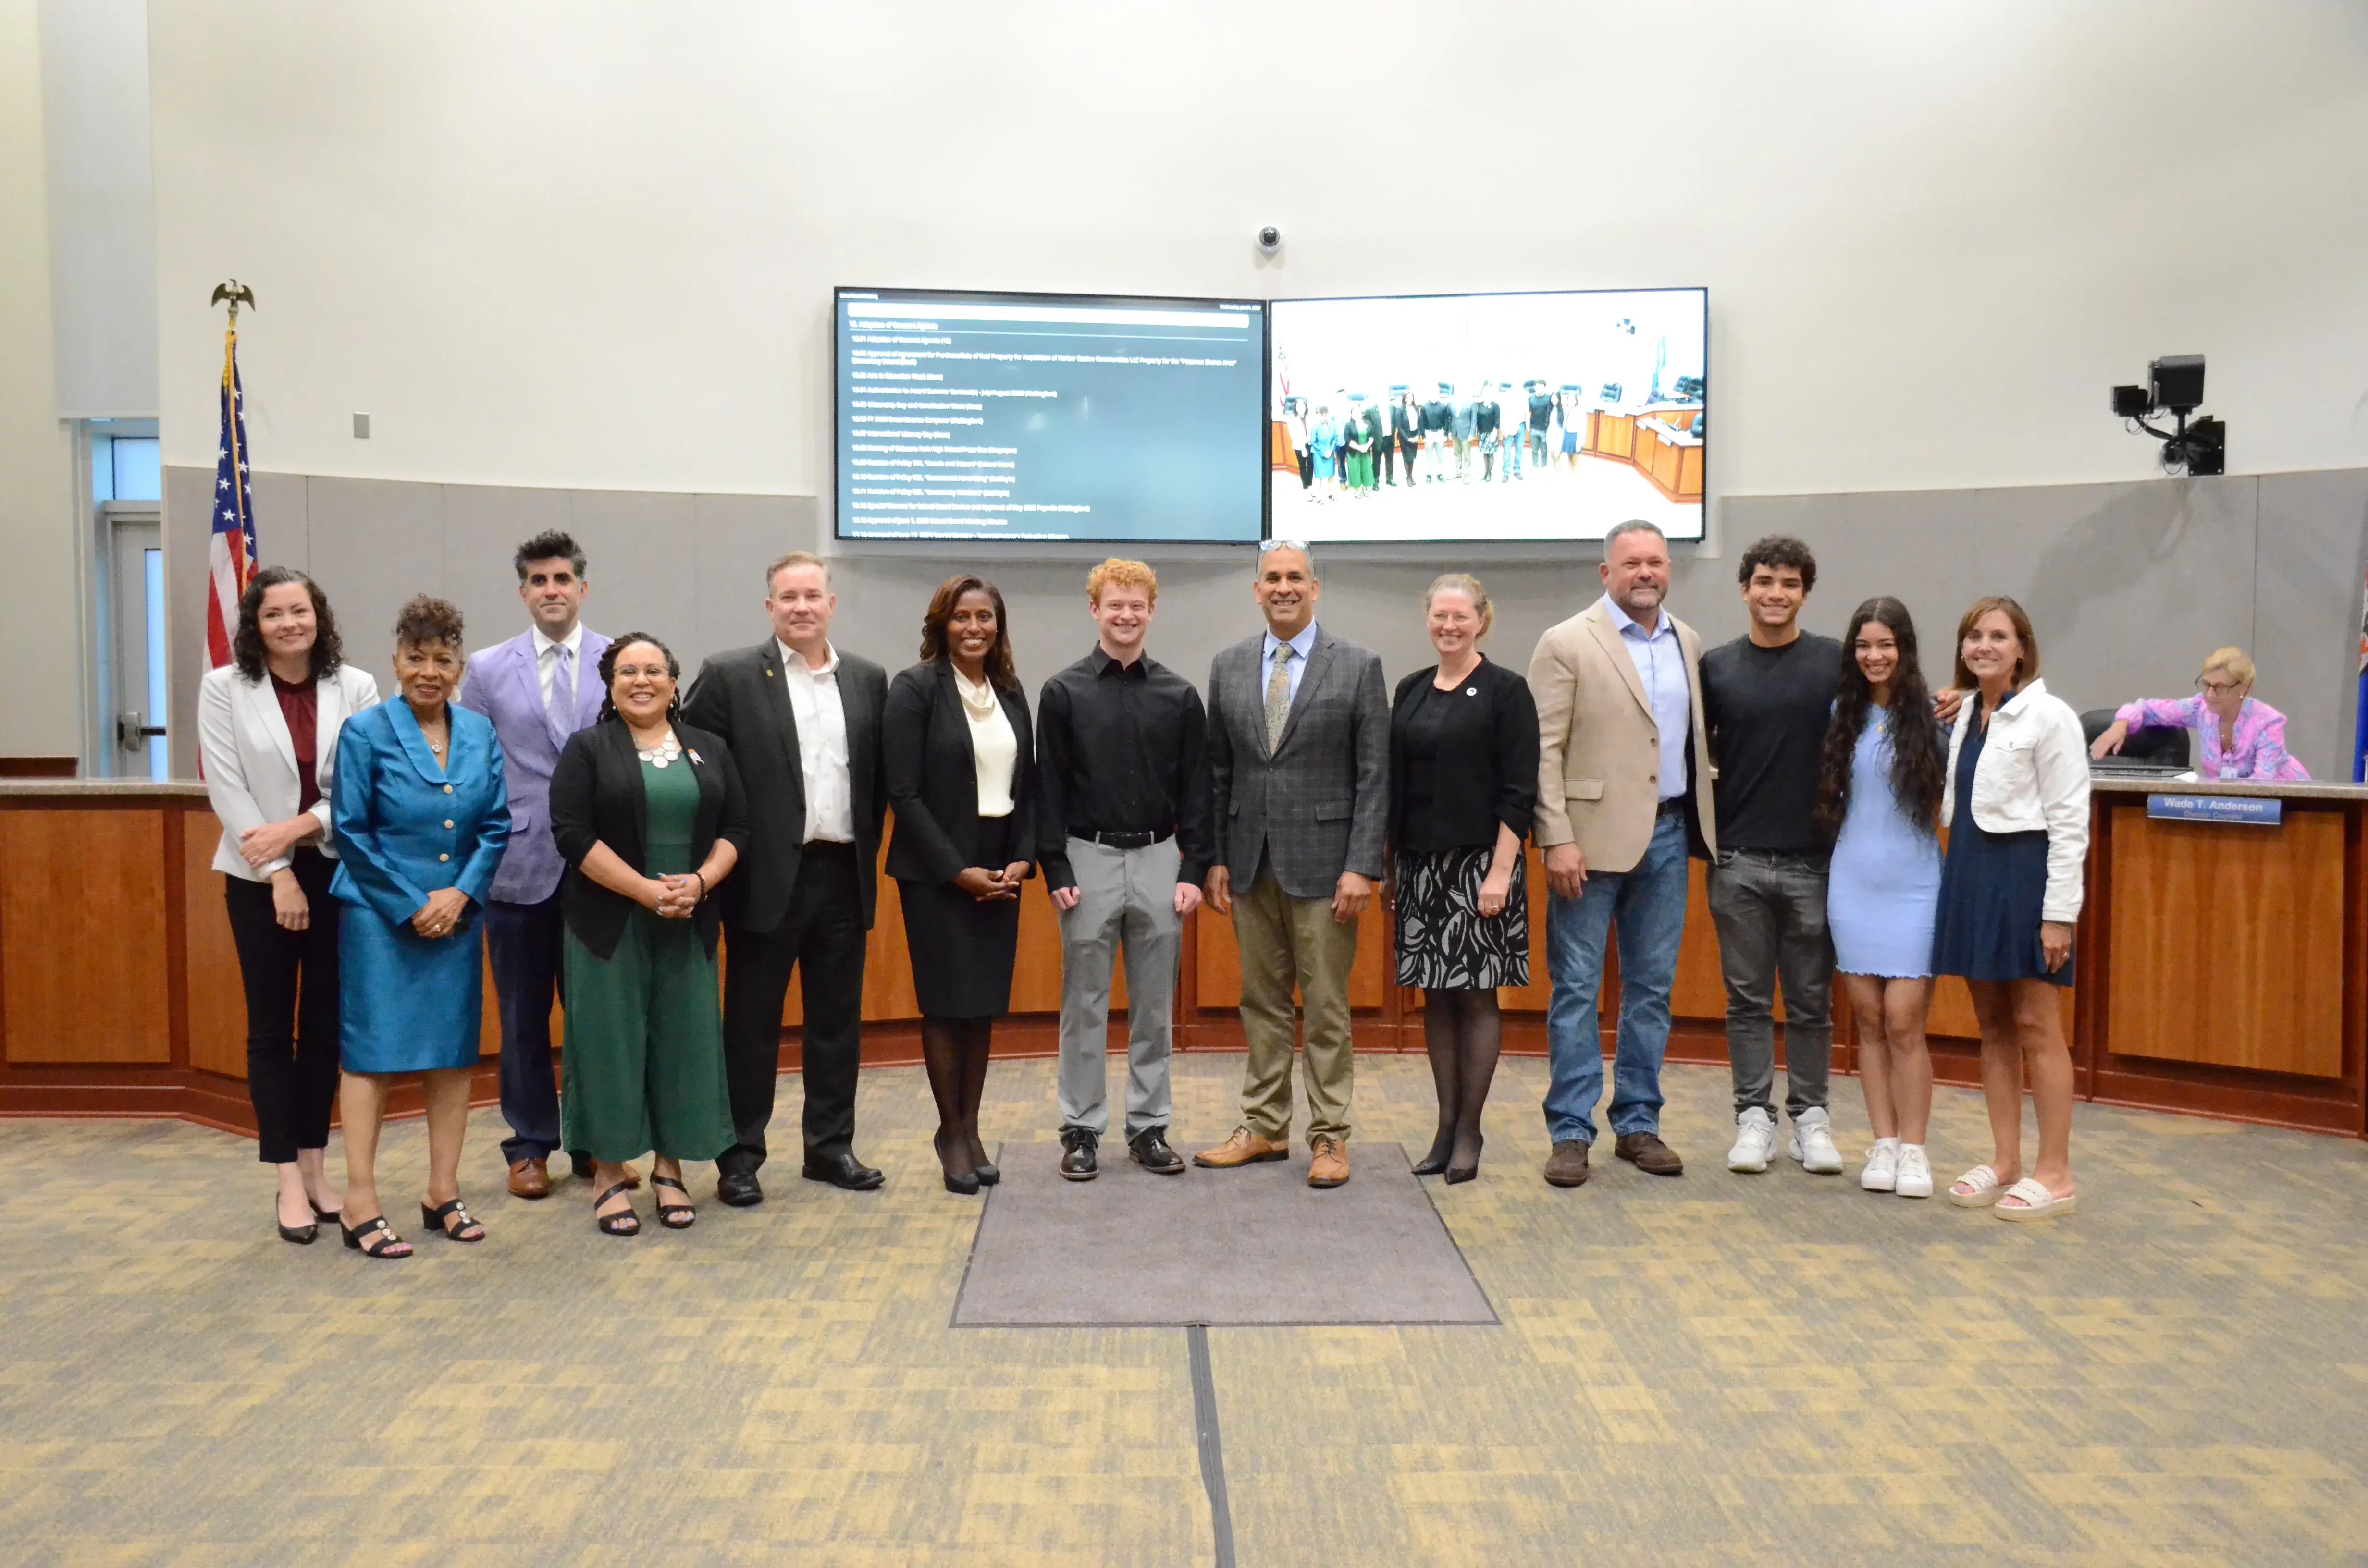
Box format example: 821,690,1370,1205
456,530,613,1199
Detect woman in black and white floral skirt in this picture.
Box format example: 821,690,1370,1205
1387,574,1539,1183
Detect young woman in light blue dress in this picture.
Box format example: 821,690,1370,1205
1816,597,1947,1199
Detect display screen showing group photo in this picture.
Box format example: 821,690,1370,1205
835,286,1268,542
1268,288,1707,543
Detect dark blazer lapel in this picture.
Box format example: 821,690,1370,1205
761,642,806,796
1274,628,1334,755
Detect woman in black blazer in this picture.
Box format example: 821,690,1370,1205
884,575,1036,1195
547,633,748,1236
1389,574,1540,1183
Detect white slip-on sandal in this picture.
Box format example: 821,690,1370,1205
1947,1164,2005,1208
1994,1177,2076,1223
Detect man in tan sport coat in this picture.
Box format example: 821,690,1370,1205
1528,520,1719,1190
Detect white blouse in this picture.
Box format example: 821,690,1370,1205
956,669,1017,817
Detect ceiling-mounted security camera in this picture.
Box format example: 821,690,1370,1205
1255,225,1283,256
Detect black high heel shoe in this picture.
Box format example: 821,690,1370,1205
1444,1132,1484,1186
934,1130,981,1195
1410,1135,1455,1177
651,1174,696,1229
420,1198,485,1243
593,1181,640,1237
341,1214,411,1259
969,1138,1001,1186
309,1199,341,1225
277,1203,319,1246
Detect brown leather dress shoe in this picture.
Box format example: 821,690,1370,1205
1192,1127,1291,1168
1615,1131,1685,1176
1542,1139,1591,1188
507,1157,553,1200
1307,1135,1350,1188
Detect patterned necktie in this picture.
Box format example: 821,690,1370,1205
547,643,575,746
1265,643,1295,752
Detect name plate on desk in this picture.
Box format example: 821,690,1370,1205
2147,794,2283,826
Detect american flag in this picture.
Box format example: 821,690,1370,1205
204,327,259,669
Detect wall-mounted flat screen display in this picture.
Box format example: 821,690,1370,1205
1268,288,1706,543
835,286,1268,542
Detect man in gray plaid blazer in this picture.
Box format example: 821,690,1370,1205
1194,541,1390,1188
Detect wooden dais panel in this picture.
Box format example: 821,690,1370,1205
2106,806,2345,1077
0,810,172,1063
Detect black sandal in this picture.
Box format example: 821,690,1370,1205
651,1174,696,1230
341,1214,412,1260
420,1197,485,1243
594,1180,640,1237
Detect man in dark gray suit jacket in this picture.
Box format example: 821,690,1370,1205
1194,541,1390,1188
681,552,889,1206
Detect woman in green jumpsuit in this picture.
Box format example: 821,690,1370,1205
548,633,749,1235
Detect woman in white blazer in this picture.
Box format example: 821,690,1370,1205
1930,596,2089,1222
198,566,380,1244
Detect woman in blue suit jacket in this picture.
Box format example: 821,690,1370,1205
331,596,511,1259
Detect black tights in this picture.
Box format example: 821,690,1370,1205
1420,988,1503,1172
921,1017,995,1180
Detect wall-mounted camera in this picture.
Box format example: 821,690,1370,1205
1255,225,1283,256
2112,354,2224,475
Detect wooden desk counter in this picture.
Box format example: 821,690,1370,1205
7,777,2364,1140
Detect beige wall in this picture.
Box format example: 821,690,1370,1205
0,0,83,760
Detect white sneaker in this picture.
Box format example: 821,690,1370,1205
1894,1143,1934,1199
1727,1106,1776,1173
1860,1138,1899,1192
1788,1108,1845,1174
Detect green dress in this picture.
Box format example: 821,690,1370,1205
559,753,734,1163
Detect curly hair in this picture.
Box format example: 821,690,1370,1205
1737,534,1817,594
392,594,466,649
1814,598,1945,843
513,530,586,581
1086,558,1157,606
918,574,1019,692
231,566,343,684
594,632,682,723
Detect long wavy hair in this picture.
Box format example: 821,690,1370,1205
232,566,343,683
918,574,1019,692
1815,597,1946,842
594,632,683,724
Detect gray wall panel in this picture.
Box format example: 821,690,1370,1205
2255,468,2368,777
563,489,696,677
162,465,2368,782
306,475,444,700
440,484,571,663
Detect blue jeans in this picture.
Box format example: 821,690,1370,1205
1542,810,1691,1145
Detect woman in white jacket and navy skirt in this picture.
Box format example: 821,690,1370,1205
1932,596,2088,1221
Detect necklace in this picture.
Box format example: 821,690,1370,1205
955,669,998,718
635,730,681,768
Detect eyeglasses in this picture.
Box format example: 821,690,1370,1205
2196,678,2244,696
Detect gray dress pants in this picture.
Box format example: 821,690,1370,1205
1057,836,1182,1139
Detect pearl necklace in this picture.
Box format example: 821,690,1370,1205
635,731,682,768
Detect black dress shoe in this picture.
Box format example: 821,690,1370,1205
715,1169,764,1208
1127,1127,1184,1175
1059,1128,1099,1181
802,1150,886,1191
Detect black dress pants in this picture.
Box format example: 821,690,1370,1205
719,843,867,1172
222,849,343,1164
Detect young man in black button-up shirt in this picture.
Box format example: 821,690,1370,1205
1037,559,1214,1179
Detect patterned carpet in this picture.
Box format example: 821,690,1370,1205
3,1053,2366,1566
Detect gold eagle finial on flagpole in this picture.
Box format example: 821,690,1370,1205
210,279,256,330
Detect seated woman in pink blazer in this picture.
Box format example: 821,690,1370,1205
2091,645,2309,781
